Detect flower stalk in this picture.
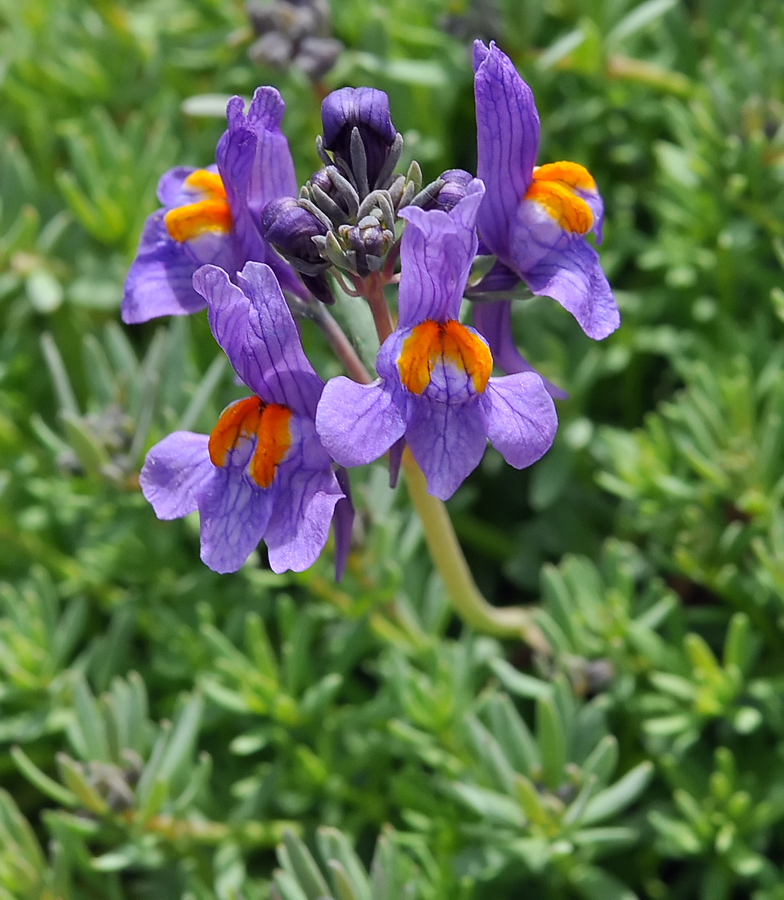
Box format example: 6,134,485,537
352,273,549,654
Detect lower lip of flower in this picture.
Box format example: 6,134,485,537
164,169,232,242
397,319,492,395
525,160,596,235
524,180,592,234
209,396,293,488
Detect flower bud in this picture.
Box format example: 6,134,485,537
296,37,343,80
320,87,399,193
342,215,394,276
426,169,474,212
261,196,329,275
309,165,358,219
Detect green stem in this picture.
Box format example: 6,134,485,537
353,274,549,654
400,450,548,653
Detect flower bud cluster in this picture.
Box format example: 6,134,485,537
246,0,343,80
262,87,464,279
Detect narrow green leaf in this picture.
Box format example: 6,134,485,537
328,860,361,900
537,695,566,789
40,333,79,416
485,693,540,775
581,735,618,787
318,828,372,900
583,762,654,825
282,831,330,900
448,781,525,827
177,354,226,432
158,692,202,781
70,675,110,762
723,613,751,673
569,863,640,900
60,410,110,475
489,659,552,699
56,754,110,815
606,0,677,46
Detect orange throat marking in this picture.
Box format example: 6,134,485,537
208,396,292,489
524,160,596,234
397,320,492,395
164,169,232,243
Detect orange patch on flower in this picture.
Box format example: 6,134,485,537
164,169,232,243
524,160,595,234
209,396,292,489
532,161,596,192
397,320,492,395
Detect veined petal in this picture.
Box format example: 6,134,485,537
483,373,557,469
195,262,323,416
472,300,568,399
473,40,539,259
239,263,325,417
122,212,206,323
217,89,303,296
397,182,484,328
194,265,254,385
316,377,406,467
198,468,273,574
265,468,344,573
245,87,298,215
509,210,619,339
140,432,212,519
406,395,488,500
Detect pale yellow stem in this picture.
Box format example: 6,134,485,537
400,449,548,653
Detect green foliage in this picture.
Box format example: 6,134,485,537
4,0,784,898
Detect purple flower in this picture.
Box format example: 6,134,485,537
123,87,302,324
473,40,618,341
315,180,558,501
139,262,351,576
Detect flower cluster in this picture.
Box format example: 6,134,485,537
125,41,619,577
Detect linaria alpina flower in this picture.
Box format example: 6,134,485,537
315,180,558,501
472,40,619,342
139,262,351,576
122,87,302,324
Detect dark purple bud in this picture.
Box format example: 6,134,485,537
301,272,335,305
248,32,294,69
246,0,318,39
246,0,279,34
431,169,473,212
261,196,329,274
295,36,343,80
321,87,398,191
309,166,356,218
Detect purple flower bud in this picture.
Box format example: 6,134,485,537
432,169,473,212
248,32,294,69
309,166,355,217
321,87,398,191
261,197,329,274
295,37,343,80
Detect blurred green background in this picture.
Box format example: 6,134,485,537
2,0,784,897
